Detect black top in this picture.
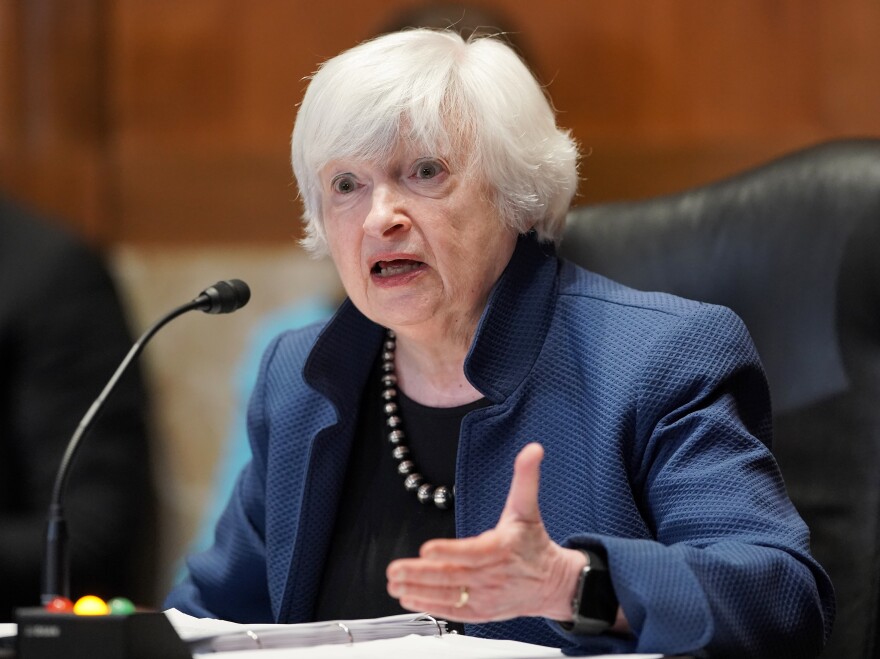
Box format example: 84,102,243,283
314,355,487,630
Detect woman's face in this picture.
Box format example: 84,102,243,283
319,139,518,343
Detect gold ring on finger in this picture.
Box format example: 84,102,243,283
454,585,469,608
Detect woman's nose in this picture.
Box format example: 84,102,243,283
362,185,411,239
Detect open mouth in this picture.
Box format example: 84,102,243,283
371,259,425,277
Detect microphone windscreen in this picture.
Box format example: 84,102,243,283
197,279,251,314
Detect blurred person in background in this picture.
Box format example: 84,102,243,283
0,198,157,619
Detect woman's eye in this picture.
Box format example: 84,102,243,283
331,175,357,194
413,159,444,180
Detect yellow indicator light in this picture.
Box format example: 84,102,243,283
73,595,110,616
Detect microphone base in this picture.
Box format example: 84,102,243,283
15,609,191,659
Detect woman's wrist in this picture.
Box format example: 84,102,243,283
540,546,630,634
538,546,589,621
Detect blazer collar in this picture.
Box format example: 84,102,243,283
303,298,383,417
466,232,559,402
304,233,559,405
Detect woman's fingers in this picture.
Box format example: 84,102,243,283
500,443,545,524
386,443,561,622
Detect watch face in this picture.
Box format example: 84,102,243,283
578,568,618,623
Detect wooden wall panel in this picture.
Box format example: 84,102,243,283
110,1,374,243
0,2,20,157
0,0,111,238
1,0,879,244
817,0,880,133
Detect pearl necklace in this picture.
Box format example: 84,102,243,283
381,330,454,510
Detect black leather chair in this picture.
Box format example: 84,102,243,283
562,139,880,658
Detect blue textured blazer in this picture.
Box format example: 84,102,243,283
167,235,834,657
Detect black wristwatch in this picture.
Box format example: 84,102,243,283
560,549,618,635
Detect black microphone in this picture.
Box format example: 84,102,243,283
41,279,251,605
194,278,251,314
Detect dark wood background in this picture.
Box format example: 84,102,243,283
2,0,879,246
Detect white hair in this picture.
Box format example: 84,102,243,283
291,29,579,256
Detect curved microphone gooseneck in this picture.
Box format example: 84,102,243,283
41,279,251,605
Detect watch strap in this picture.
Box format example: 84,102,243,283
560,549,618,635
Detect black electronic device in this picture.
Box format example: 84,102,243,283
561,549,618,635
15,609,192,659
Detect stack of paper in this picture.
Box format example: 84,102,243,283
166,609,448,653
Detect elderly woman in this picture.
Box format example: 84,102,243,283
166,29,834,656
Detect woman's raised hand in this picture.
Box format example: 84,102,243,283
386,443,585,622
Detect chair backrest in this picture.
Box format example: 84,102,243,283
561,139,880,658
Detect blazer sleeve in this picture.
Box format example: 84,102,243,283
550,304,835,657
163,335,284,623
